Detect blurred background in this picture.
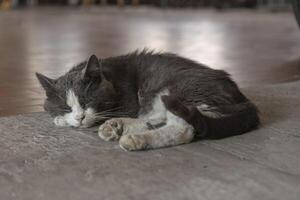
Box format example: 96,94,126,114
0,0,292,9
0,0,299,116
0,0,293,10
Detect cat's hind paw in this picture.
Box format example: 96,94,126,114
119,134,148,151
98,118,124,141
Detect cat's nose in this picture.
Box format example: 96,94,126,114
75,114,84,121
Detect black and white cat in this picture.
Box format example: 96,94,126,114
36,50,259,151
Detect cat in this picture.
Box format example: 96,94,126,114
36,50,260,151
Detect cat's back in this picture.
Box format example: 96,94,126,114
126,50,230,84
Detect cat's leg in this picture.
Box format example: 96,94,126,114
119,112,195,151
98,118,149,141
98,104,168,142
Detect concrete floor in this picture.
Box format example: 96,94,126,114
1,78,300,200
0,7,300,116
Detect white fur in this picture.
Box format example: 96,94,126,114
139,89,169,122
53,89,96,127
197,104,223,118
138,89,194,130
82,107,97,128
121,89,195,150
148,90,194,148
54,116,68,126
98,88,195,150
138,89,192,128
142,107,195,149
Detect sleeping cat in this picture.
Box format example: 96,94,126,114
36,50,259,151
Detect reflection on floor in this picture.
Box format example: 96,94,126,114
0,7,300,116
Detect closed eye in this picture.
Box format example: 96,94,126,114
61,105,72,112
52,104,71,113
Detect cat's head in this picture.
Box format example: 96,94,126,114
36,55,118,128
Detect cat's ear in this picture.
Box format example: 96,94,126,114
81,55,103,80
36,72,56,96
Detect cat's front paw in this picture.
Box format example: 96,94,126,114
54,116,68,126
119,134,148,151
98,118,124,141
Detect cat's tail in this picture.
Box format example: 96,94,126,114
161,95,260,139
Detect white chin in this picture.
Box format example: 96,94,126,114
71,123,81,128
67,120,81,127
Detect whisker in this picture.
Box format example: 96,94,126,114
92,116,111,120
94,113,130,117
91,106,132,120
93,110,129,116
97,108,127,113
93,108,124,115
94,111,130,115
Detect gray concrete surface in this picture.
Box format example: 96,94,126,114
1,81,300,200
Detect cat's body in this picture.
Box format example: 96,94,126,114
36,50,259,151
